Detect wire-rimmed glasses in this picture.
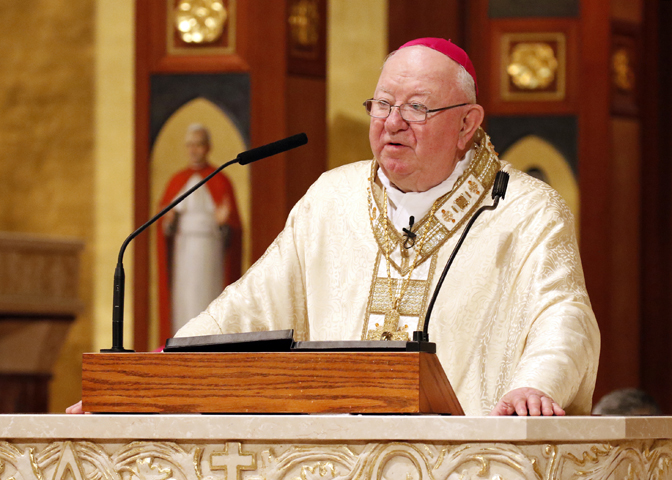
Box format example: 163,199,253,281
363,99,469,123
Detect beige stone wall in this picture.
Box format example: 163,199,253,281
92,0,134,354
327,0,388,170
0,0,95,411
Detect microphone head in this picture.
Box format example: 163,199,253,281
492,170,510,200
237,133,308,165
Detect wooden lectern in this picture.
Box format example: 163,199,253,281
82,351,464,415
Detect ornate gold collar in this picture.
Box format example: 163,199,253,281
367,128,502,275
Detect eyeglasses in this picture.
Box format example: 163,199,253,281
363,99,469,123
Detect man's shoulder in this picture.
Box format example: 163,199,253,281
286,160,372,226
319,159,372,179
502,162,571,213
307,160,373,193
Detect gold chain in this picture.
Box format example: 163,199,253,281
383,187,438,314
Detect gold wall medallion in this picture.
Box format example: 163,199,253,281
501,32,566,102
175,0,227,44
507,42,558,90
167,0,236,56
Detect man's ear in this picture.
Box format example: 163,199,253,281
457,104,485,151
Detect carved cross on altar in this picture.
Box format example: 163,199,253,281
210,442,256,480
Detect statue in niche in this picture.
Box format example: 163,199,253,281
156,123,242,341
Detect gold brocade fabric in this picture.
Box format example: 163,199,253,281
175,129,600,416
363,128,501,341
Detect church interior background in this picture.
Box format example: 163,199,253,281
0,0,671,415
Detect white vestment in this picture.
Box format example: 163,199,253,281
171,174,225,332
176,129,600,416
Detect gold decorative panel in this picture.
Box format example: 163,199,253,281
175,0,227,44
167,0,236,55
501,32,566,102
507,42,558,90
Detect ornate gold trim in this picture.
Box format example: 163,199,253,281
362,254,438,340
362,130,500,341
368,128,500,275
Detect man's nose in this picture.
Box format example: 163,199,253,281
384,106,409,132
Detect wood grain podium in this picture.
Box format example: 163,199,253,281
82,351,464,415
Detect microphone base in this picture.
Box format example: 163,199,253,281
100,347,135,353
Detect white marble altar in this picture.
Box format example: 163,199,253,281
0,415,671,479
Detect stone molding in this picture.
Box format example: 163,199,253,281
1,415,671,479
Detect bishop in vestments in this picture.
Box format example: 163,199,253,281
174,38,600,417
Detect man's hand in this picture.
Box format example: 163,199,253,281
490,388,565,416
65,400,87,414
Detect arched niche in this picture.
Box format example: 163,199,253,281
148,97,249,349
500,134,580,234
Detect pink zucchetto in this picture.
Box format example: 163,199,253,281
399,37,478,95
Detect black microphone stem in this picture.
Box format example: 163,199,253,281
417,170,509,343
102,158,239,353
102,133,308,353
420,198,501,341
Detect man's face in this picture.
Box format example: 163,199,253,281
185,130,210,169
369,46,472,193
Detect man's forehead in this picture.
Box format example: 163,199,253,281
375,48,457,98
377,85,433,97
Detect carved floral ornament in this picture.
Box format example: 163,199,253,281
1,439,671,480
175,0,228,44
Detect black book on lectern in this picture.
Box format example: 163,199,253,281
164,329,436,353
164,330,295,352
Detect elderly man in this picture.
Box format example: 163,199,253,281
172,38,599,417
69,38,598,416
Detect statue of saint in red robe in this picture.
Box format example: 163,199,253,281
156,124,242,344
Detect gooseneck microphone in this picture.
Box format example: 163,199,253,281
101,133,308,353
414,170,510,344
